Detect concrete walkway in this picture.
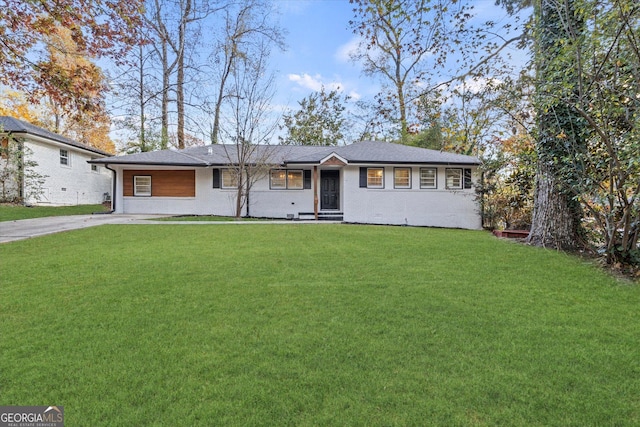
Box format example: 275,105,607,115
0,214,339,244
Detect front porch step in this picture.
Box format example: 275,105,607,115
298,212,343,221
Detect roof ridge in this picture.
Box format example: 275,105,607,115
173,148,210,165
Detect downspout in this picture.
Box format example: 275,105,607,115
104,164,116,213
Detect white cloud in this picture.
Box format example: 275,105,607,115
454,77,503,94
348,90,361,101
288,73,324,91
287,73,345,93
335,37,361,63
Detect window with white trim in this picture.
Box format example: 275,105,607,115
445,168,462,189
270,169,304,189
134,175,152,196
394,167,411,189
91,164,98,172
221,169,239,188
60,149,70,166
420,168,437,189
367,168,384,188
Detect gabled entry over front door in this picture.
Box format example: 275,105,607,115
321,170,340,210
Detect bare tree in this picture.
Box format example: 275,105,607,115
209,0,285,144
146,0,225,149
219,39,280,218
349,0,473,142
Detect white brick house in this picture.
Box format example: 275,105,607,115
91,141,483,229
0,116,112,206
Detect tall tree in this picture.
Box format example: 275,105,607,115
532,0,640,264
112,36,166,153
279,87,350,146
209,0,285,144
349,0,472,142
526,0,585,249
146,0,224,149
0,0,143,111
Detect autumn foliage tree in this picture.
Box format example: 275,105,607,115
0,0,142,153
35,26,116,153
0,91,43,125
0,0,143,112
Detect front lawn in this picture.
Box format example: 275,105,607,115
1,225,638,426
156,215,264,221
0,203,109,221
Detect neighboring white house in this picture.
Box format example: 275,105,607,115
0,116,112,205
91,141,483,229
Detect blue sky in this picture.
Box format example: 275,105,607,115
271,0,367,108
269,0,526,111
105,0,527,146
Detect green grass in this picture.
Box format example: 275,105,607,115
1,225,638,426
0,204,109,221
156,215,265,221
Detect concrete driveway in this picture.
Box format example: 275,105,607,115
0,214,163,244
0,215,337,243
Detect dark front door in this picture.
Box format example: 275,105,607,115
321,170,340,210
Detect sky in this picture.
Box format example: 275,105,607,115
268,0,525,112
105,0,528,146
270,0,370,108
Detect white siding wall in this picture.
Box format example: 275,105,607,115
342,166,481,229
114,165,481,229
25,138,111,206
115,167,316,217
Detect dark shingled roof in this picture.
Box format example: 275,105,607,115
90,140,481,166
0,116,110,156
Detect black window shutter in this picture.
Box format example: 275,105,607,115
359,167,367,188
463,168,472,189
304,170,312,189
212,169,220,188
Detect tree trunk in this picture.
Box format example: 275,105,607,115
527,160,582,249
161,38,170,150
527,0,584,249
177,60,185,149
175,0,192,150
138,44,146,150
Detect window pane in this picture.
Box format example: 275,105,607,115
446,169,462,189
287,170,303,189
394,168,411,188
222,169,238,188
270,170,286,189
367,168,384,188
420,168,436,188
134,176,151,196
60,149,69,165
